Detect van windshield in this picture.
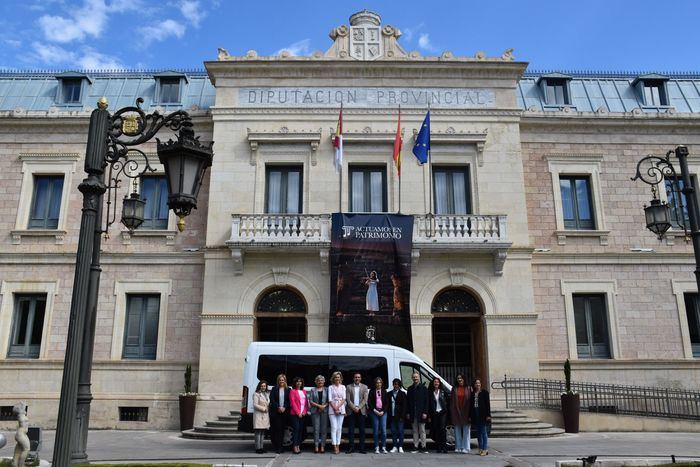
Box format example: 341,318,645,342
258,354,388,388
399,362,436,389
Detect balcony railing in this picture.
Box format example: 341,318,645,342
229,214,331,243
228,213,508,244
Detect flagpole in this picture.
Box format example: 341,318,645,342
398,105,402,214
427,103,433,237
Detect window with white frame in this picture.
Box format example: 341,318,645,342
111,280,170,361
433,166,471,215
561,280,620,359
8,294,47,359
349,165,387,213
546,154,608,245
265,166,303,214
13,154,78,245
0,281,58,360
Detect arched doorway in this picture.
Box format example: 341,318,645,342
431,288,486,385
255,288,307,342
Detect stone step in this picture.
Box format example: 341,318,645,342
229,411,241,417
190,425,240,434
490,427,566,438
491,417,541,425
491,422,556,430
217,415,241,422
205,420,239,428
181,429,252,440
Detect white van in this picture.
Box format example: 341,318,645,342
238,341,452,434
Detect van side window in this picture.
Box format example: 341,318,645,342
329,356,388,387
286,355,330,385
257,354,388,388
258,355,287,384
400,362,433,388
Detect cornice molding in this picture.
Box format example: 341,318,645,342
204,60,529,84
531,251,696,265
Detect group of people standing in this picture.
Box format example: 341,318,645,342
252,371,491,456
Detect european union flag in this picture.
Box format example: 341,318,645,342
412,111,430,164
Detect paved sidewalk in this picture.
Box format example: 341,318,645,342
1,430,699,466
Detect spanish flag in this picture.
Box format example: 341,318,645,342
393,107,402,177
333,106,343,174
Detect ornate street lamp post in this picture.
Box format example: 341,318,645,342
632,145,700,294
52,97,213,467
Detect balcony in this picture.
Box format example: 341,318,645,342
226,213,511,275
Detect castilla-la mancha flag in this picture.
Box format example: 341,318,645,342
333,106,343,173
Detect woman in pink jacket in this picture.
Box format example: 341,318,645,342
289,376,309,454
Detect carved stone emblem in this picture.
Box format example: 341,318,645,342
350,25,382,60
365,325,376,343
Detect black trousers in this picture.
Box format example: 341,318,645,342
269,412,288,451
430,411,447,450
346,410,366,450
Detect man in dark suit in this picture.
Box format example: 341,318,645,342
405,372,429,453
269,374,291,453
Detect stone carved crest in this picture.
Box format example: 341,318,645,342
350,25,382,60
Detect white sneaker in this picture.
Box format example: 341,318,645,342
375,447,380,454
382,447,388,454
398,447,404,453
454,449,461,453
390,447,398,453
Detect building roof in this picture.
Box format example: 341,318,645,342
0,70,214,112
1,69,700,114
520,70,700,113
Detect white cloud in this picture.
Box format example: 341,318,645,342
107,0,145,13
77,48,124,70
31,42,74,65
138,19,186,45
275,39,311,57
3,39,22,48
38,0,108,43
418,33,438,53
180,0,206,28
402,23,424,43
30,41,123,70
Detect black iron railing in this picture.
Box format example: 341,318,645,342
492,377,700,420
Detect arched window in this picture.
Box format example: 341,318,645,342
255,288,307,342
431,288,481,315
431,288,483,385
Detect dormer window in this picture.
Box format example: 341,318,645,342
537,73,573,107
154,71,188,105
62,79,82,104
643,82,667,106
55,72,92,106
159,78,181,104
633,74,669,107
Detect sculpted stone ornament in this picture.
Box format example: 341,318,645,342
12,402,29,467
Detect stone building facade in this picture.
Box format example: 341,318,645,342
0,11,699,429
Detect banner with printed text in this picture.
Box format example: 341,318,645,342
329,213,414,350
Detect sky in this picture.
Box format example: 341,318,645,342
0,0,698,73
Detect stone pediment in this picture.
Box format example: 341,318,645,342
214,10,518,63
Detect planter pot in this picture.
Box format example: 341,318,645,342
561,393,580,433
179,394,197,431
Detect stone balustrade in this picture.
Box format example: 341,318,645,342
228,213,508,244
